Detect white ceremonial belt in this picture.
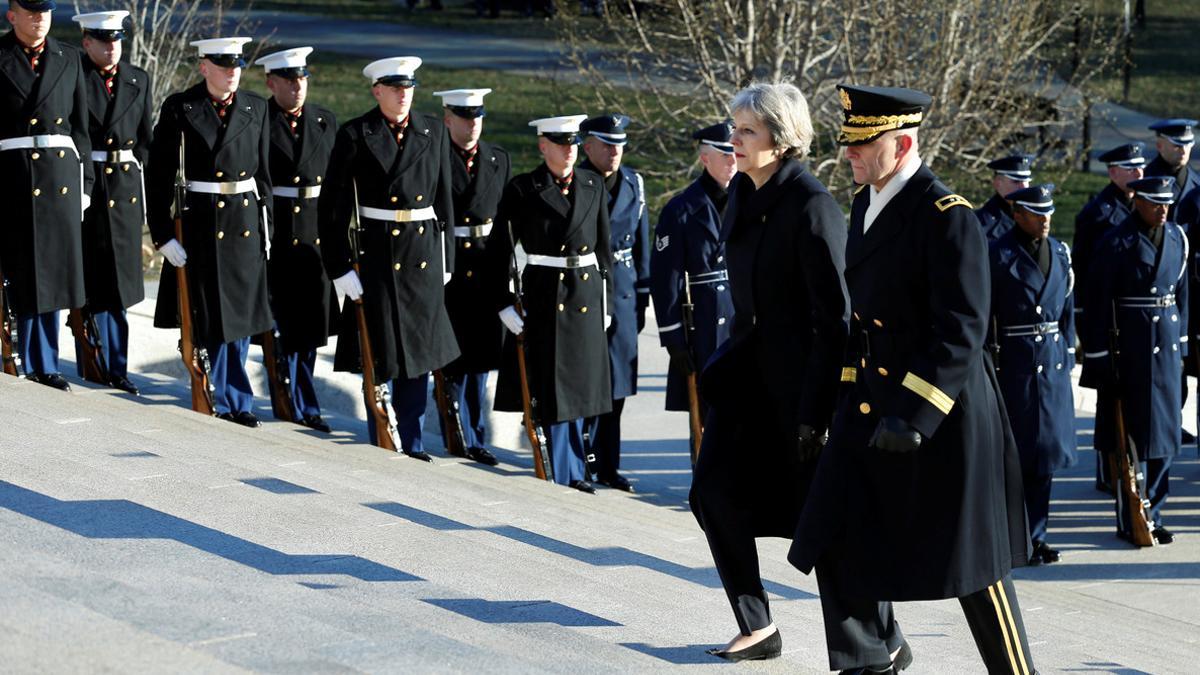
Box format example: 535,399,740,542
90,149,136,163
187,178,257,195
613,247,634,263
1116,294,1175,308
0,134,78,154
358,205,437,223
273,185,322,199
1000,322,1059,338
453,223,493,238
525,252,598,269
688,269,729,286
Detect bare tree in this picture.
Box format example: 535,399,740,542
558,0,1121,196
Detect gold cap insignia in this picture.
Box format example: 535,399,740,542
839,88,852,111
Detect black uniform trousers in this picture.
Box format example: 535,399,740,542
1024,470,1053,545
586,397,625,480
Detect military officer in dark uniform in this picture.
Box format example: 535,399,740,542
148,37,274,427
318,56,458,460
71,10,150,395
989,184,1078,566
650,121,735,423
1074,142,1146,490
488,114,614,494
0,0,94,391
254,47,338,433
578,113,650,493
1144,119,1198,221
432,87,510,466
1081,176,1187,546
975,153,1033,242
790,85,1037,673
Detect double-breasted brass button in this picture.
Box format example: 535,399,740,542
107,199,115,208
106,137,114,146
122,164,130,172
292,205,301,214
465,270,473,278
239,171,247,177
873,319,883,328
29,118,38,126
391,228,400,236
55,117,62,124
464,216,471,224
558,272,565,281
215,170,224,178
393,262,402,270
415,194,423,202
217,231,225,239
32,188,41,197
581,272,589,281
877,367,888,377
464,241,472,249
130,197,138,204
293,238,300,246
241,230,250,238
217,200,226,208
104,167,113,175
57,150,65,158
859,402,871,415
60,186,69,195
30,152,39,160
242,198,250,207
314,238,320,245
293,176,300,184
390,196,398,203
418,226,425,235
316,176,323,183
419,261,428,269
557,303,565,312
579,306,588,313
580,245,589,252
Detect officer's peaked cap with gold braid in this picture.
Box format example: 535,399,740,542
837,84,932,146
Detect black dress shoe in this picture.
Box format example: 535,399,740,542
839,639,912,674
446,445,469,458
597,473,635,493
300,415,331,433
568,480,596,494
29,373,71,391
232,411,261,428
1036,541,1061,563
466,446,499,466
1182,429,1196,444
404,450,434,462
108,375,140,395
1153,527,1175,545
1027,547,1044,566
706,629,782,662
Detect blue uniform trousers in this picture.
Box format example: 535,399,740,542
206,337,254,415
1023,470,1053,545
438,370,490,449
543,418,588,485
1117,456,1172,534
585,397,625,480
17,311,60,375
80,310,129,379
286,349,321,418
390,372,430,454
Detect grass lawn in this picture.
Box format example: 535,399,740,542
1091,1,1200,118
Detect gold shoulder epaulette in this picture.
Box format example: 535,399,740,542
854,183,867,195
934,194,972,212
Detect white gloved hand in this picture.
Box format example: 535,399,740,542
604,314,613,331
159,238,187,267
444,272,453,286
499,305,525,335
80,193,91,215
333,270,363,301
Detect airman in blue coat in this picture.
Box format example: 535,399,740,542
649,122,735,420
578,113,651,493
975,154,1033,242
1082,176,1188,545
988,184,1077,565
1144,119,1199,222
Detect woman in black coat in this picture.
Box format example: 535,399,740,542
690,82,850,661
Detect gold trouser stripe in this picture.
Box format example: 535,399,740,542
995,580,1030,675
840,367,857,383
901,372,954,415
987,583,1022,675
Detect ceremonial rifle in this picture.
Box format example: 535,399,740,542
682,271,704,467
66,308,108,385
432,368,469,457
508,235,553,481
987,315,1002,371
0,270,21,377
351,182,401,450
174,136,215,415
261,327,297,422
1109,301,1156,546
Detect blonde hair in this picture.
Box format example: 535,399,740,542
729,82,814,160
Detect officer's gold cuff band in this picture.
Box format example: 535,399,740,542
840,367,857,383
901,372,953,415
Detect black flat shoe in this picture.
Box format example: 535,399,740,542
839,639,912,674
568,480,596,494
1153,527,1175,545
301,415,331,433
404,450,434,462
597,473,635,493
1036,541,1061,563
109,375,139,395
706,629,782,662
466,446,499,466
446,445,469,458
29,373,71,391
233,411,261,428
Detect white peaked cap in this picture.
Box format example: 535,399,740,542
255,46,314,72
71,11,129,31
363,56,422,82
529,114,588,135
191,37,252,56
432,89,492,107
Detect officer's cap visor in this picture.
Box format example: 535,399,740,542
203,54,246,68
375,75,417,88
1136,192,1176,205
447,104,485,119
84,28,125,42
542,132,580,146
268,66,309,80
1015,202,1055,216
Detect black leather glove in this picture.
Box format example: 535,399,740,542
796,423,827,461
667,344,696,376
636,307,646,333
869,416,922,452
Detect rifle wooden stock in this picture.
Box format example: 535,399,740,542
512,297,553,481
261,328,297,422
67,308,108,384
353,269,399,451
175,217,215,415
0,273,19,377
686,372,703,466
1109,302,1155,546
432,369,468,457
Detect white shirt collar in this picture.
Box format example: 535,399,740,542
864,153,922,233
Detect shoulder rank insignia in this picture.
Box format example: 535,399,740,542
934,194,972,212
655,235,669,251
